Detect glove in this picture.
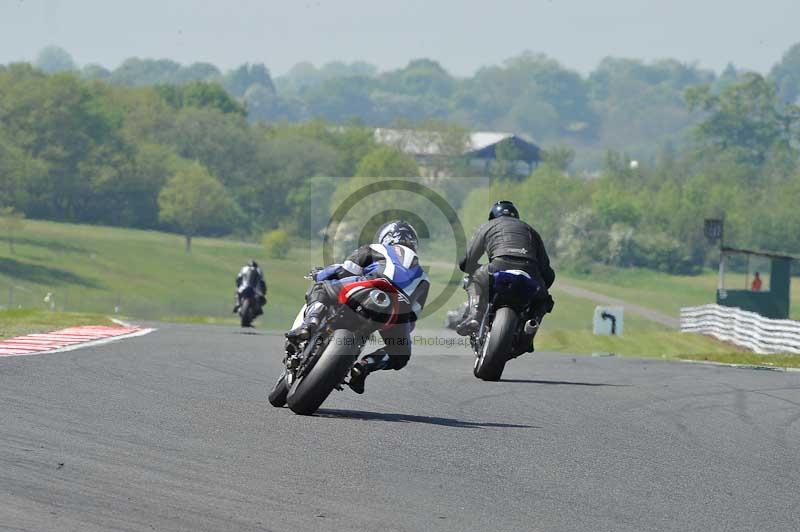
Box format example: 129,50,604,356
305,266,324,280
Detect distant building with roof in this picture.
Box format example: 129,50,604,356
374,128,541,177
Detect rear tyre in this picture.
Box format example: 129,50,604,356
240,298,253,327
287,330,359,415
474,307,517,381
268,372,289,407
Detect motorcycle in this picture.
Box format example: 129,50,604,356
237,267,266,328
268,274,405,415
470,269,547,381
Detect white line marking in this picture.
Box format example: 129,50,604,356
676,358,800,373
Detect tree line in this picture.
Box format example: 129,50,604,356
460,73,800,274
3,49,800,272
0,62,413,249
30,43,800,167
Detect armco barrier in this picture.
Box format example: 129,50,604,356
680,304,800,354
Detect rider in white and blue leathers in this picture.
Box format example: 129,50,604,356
286,221,429,394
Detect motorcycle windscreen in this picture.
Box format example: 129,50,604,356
291,304,308,329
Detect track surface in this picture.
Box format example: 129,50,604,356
1,323,799,532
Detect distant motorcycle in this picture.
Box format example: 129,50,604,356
268,272,405,415
237,266,266,327
470,270,549,381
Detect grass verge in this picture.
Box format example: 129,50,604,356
559,266,800,321
538,328,800,369
0,309,115,339
537,329,744,359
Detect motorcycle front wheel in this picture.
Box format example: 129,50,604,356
268,372,289,407
286,329,359,415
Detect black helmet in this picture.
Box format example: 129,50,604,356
489,200,519,220
375,220,419,252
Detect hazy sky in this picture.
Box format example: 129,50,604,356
1,0,798,76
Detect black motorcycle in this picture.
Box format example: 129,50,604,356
470,270,547,381
268,276,404,415
237,267,266,328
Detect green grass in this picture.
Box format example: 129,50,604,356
535,328,800,369
559,266,800,321
536,329,742,358
0,309,114,339
1,220,643,331
0,220,309,329
2,220,797,367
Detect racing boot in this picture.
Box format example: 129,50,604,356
285,301,325,341
456,281,483,336
348,353,391,394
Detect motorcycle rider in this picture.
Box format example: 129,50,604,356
456,201,555,344
286,220,429,394
233,260,268,314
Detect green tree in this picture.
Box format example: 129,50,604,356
175,62,221,84
262,229,291,259
0,206,25,253
35,45,76,73
156,82,245,116
0,66,134,221
456,52,595,140
114,143,179,227
109,58,181,85
355,146,419,177
381,59,455,98
491,138,525,180
541,147,575,172
276,61,377,93
770,42,800,104
224,63,275,97
81,64,111,80
0,126,46,209
685,73,800,168
257,135,340,231
304,76,377,124
158,162,237,251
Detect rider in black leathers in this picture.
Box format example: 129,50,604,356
233,261,267,315
456,200,555,340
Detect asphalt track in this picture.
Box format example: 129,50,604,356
1,323,799,532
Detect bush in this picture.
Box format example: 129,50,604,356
629,232,700,275
262,229,291,259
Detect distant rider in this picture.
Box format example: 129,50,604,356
233,260,267,314
286,220,430,394
456,200,555,346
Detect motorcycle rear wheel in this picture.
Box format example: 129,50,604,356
474,307,517,381
240,298,254,327
287,329,359,415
